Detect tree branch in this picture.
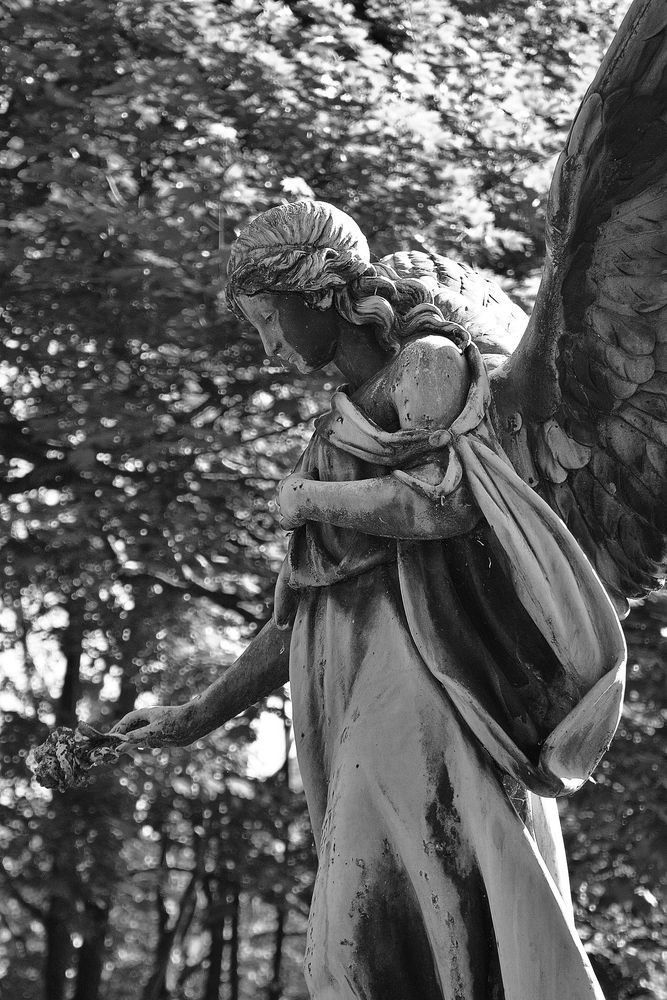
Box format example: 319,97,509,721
116,563,261,620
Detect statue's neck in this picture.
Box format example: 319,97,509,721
332,324,390,390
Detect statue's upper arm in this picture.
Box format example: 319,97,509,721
390,336,470,432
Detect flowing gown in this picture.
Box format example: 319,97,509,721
276,351,626,1000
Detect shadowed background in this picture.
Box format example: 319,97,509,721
0,1,664,998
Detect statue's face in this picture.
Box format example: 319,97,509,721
236,291,340,374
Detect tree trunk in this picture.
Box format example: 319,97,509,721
143,837,200,1000
44,894,72,1000
267,699,291,1000
44,592,84,998
58,593,83,727
228,890,240,1000
267,907,285,1000
203,879,226,1000
142,893,172,1000
72,899,109,1000
113,580,153,719
204,917,226,1000
142,836,170,1000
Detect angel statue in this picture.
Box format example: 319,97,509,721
30,0,666,997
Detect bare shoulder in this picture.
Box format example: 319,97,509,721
389,335,470,431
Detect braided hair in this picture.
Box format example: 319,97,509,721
225,200,471,354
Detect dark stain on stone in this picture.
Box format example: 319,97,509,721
351,860,445,1000
458,872,506,1000
425,762,462,867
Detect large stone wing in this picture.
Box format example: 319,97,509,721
491,0,667,616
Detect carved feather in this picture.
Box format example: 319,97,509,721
490,0,667,615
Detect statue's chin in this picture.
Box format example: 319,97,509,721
272,337,337,374
279,350,334,375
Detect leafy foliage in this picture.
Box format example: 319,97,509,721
0,0,664,998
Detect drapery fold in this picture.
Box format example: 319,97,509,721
287,342,626,795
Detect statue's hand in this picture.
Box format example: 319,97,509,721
276,472,314,530
109,705,192,748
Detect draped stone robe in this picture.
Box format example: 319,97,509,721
275,347,625,1000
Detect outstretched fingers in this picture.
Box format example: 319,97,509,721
110,713,161,749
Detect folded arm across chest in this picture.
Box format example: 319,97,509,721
279,338,482,539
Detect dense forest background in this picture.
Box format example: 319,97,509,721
0,0,665,998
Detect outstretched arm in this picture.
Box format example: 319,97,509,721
111,618,291,747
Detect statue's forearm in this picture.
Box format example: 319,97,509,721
298,475,480,539
182,619,291,742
